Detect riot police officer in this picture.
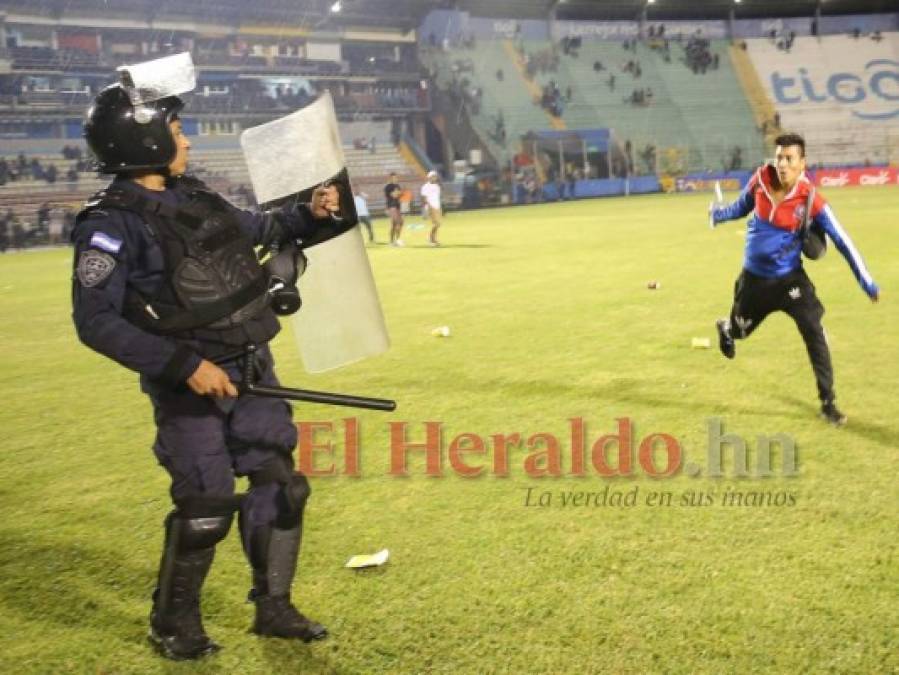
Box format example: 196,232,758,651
72,83,340,660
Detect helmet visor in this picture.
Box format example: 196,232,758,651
116,51,196,106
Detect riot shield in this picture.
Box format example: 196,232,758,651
240,93,390,373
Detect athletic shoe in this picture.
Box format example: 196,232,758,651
716,319,735,359
820,401,847,426
394,239,405,247
429,241,441,247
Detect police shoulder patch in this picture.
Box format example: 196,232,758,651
77,249,117,288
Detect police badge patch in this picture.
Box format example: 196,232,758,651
77,249,117,287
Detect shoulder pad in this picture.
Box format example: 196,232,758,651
70,204,128,248
78,187,138,217
76,188,138,228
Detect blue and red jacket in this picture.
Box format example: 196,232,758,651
711,164,879,299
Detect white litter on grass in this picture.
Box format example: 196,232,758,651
691,337,711,349
431,326,451,337
345,549,389,569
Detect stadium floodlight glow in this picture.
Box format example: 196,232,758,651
647,0,656,4
330,1,341,12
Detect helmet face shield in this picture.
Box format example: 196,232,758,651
116,51,196,106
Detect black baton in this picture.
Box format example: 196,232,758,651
216,344,396,412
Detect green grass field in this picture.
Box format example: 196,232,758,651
1,186,897,673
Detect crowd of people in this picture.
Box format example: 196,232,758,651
539,81,567,117
644,25,673,63
0,150,92,186
442,71,483,116
769,28,797,52
0,202,78,252
684,33,719,74
522,45,560,80
622,58,643,79
0,146,94,251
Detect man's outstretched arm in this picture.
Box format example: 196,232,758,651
710,178,756,227
814,204,880,301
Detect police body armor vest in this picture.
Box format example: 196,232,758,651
78,177,279,350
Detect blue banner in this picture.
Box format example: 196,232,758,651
422,11,899,44
818,13,898,35
539,176,660,201
733,17,813,39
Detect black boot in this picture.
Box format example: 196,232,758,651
148,514,231,660
247,523,328,642
253,592,328,642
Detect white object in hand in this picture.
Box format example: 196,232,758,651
709,181,725,229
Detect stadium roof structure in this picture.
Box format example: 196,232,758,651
1,0,894,28
0,0,443,31
455,0,898,20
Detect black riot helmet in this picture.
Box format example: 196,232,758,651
84,84,184,174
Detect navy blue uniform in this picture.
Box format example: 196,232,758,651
78,82,330,656
71,176,313,548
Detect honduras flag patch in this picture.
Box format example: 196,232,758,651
89,231,123,254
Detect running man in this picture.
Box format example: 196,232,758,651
710,132,880,426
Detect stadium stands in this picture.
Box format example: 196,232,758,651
420,41,552,164
0,1,894,228
745,32,899,165
0,142,425,245
184,144,421,211
423,36,766,173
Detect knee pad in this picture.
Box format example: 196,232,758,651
285,473,310,511
168,493,242,552
174,514,233,552
273,474,310,529
248,457,310,526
